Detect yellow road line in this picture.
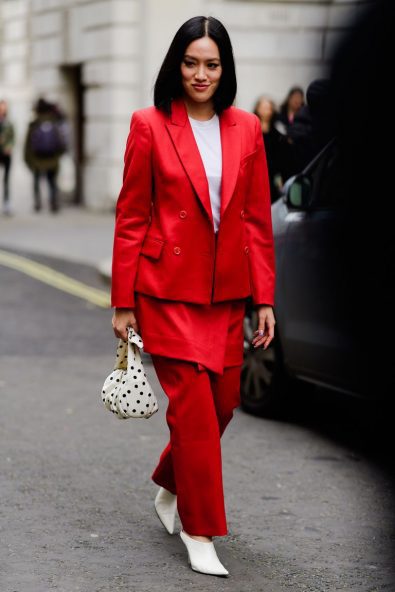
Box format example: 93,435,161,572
0,248,111,308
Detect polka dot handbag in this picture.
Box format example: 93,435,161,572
101,327,158,419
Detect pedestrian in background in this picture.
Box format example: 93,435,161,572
24,98,66,213
277,85,305,134
253,94,293,202
111,15,276,577
285,79,335,176
0,99,15,216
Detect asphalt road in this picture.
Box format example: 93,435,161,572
0,247,394,592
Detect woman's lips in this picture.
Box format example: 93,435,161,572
192,84,209,91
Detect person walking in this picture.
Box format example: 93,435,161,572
111,16,276,577
0,99,15,216
24,98,66,213
253,94,293,202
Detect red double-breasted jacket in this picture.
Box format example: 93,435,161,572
111,96,275,308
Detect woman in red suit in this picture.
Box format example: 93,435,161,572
111,15,276,576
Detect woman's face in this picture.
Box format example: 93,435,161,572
288,91,304,112
256,99,274,121
180,36,222,105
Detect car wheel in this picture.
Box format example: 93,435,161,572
240,309,291,418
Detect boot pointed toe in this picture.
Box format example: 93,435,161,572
179,529,229,576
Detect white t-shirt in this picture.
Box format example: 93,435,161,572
188,113,222,233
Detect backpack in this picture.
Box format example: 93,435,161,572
30,120,66,157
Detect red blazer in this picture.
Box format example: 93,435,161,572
111,96,275,308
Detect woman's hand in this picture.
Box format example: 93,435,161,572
112,307,139,341
251,305,276,350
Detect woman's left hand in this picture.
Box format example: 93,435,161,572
252,305,276,350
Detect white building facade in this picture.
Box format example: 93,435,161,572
0,0,369,211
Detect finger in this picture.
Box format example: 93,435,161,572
252,325,267,343
114,325,128,342
252,324,267,337
262,329,275,349
263,336,274,350
255,325,274,348
260,326,274,347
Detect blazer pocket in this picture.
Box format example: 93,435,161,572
240,149,258,167
140,235,165,260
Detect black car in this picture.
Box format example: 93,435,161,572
241,137,391,417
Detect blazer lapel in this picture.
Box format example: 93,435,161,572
165,96,241,227
165,97,213,224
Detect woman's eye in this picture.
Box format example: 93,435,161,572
183,60,194,67
208,63,219,69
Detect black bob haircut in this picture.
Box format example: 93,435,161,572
153,16,237,116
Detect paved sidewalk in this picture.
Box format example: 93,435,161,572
0,203,113,281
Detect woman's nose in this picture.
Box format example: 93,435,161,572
195,65,207,80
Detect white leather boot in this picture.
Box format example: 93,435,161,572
154,486,177,534
179,529,230,576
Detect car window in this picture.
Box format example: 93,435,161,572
308,141,348,210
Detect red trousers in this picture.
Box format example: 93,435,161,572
150,354,242,536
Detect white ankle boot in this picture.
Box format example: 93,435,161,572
154,486,177,534
179,529,229,576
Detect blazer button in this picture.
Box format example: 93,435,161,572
173,246,181,255
179,210,187,218
244,245,249,254
240,209,245,218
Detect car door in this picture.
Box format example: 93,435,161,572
280,141,361,394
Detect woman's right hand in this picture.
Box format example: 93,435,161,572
112,307,139,341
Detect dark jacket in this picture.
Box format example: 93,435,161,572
262,126,294,202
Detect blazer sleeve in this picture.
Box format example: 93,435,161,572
111,111,153,308
244,115,276,307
